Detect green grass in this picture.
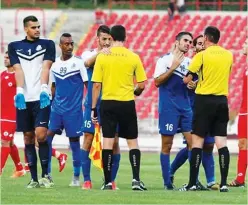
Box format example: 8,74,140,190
1,152,247,204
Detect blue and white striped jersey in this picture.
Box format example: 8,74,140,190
153,52,192,112
8,38,55,102
51,56,88,114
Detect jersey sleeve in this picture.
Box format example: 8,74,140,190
44,40,56,62
79,60,88,82
8,42,20,66
153,56,169,78
92,54,103,83
81,51,91,67
135,55,147,82
188,52,203,73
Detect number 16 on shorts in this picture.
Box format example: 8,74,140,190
159,119,177,136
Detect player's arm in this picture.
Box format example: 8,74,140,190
8,43,24,88
8,42,26,109
84,48,110,68
183,52,202,84
91,55,103,109
41,40,56,85
51,82,56,99
79,59,89,90
154,50,184,87
40,40,56,108
91,55,103,123
134,55,147,96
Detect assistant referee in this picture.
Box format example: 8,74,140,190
182,26,233,192
91,25,147,191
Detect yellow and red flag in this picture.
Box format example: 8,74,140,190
89,123,103,171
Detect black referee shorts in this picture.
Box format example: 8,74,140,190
192,94,229,138
100,100,138,139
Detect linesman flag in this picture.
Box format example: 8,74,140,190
89,123,103,171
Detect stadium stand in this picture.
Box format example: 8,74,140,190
75,12,247,121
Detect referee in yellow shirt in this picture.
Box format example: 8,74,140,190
91,25,147,191
182,26,233,192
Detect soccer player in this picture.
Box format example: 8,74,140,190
8,16,55,188
154,32,193,190
182,26,233,192
1,51,26,178
170,35,218,190
81,25,120,190
47,33,88,187
91,25,147,191
228,38,247,187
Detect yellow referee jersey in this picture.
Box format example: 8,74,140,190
188,45,233,96
92,46,147,101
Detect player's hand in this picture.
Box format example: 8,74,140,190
40,84,50,109
187,81,197,90
14,93,26,110
171,46,184,70
40,92,50,109
91,107,98,124
99,47,111,55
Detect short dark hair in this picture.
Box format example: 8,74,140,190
110,25,126,42
23,16,38,27
60,33,72,43
176,32,193,41
193,35,203,46
97,25,110,37
204,26,220,44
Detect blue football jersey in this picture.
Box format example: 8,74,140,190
154,53,192,113
8,38,55,102
51,56,88,114
81,50,101,108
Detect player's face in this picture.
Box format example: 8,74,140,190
178,35,193,53
97,32,111,49
24,21,40,40
4,53,11,68
60,37,74,56
195,37,205,53
242,39,248,55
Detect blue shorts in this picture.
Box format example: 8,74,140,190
82,106,100,134
49,110,83,138
159,108,192,136
17,101,50,132
182,135,215,144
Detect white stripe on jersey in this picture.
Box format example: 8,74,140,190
53,71,81,80
0,119,16,122
17,49,46,59
239,113,248,116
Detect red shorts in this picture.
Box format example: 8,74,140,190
1,120,16,141
238,114,248,139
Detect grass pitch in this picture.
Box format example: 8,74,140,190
1,151,247,204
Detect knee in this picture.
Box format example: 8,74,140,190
203,143,214,153
24,132,35,144
161,143,173,154
82,133,94,151
113,137,120,154
238,139,247,150
36,129,47,142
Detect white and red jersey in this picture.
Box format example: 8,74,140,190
240,71,247,115
1,70,16,121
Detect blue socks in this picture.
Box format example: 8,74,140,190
25,144,38,181
202,151,215,184
47,135,53,175
170,147,188,176
160,153,171,186
69,140,81,177
38,141,49,177
81,149,91,181
111,154,121,182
